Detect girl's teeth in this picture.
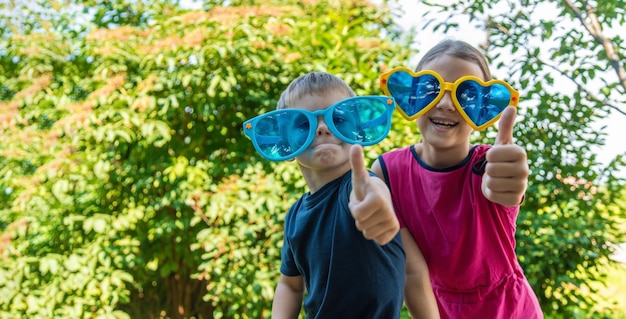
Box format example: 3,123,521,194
433,119,455,126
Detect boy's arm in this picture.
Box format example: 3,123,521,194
271,274,305,319
482,106,529,207
348,145,399,245
401,229,441,319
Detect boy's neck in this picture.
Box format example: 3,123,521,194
298,162,351,194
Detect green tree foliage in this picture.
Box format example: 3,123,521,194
415,0,626,316
2,0,625,317
0,0,413,318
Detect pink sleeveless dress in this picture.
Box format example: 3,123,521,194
380,144,543,318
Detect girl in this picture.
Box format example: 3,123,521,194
373,39,543,318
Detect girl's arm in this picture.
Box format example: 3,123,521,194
271,274,305,319
401,229,441,319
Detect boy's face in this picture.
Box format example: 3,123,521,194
290,90,353,172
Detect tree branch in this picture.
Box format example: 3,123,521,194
528,48,626,117
563,0,626,100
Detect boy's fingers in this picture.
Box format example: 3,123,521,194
350,144,369,201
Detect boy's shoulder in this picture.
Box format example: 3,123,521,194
289,171,353,210
284,172,352,224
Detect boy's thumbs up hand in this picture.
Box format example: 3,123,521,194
482,107,529,206
349,145,399,245
350,144,370,203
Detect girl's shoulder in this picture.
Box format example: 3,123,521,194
379,145,415,168
470,144,492,175
381,144,414,160
477,144,491,151
473,144,491,157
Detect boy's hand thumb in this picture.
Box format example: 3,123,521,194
350,144,369,201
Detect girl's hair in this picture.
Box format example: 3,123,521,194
277,72,355,109
415,39,492,80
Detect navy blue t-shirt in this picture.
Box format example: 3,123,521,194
280,171,405,319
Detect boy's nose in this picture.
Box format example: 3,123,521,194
316,117,331,136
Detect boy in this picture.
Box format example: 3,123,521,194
243,72,405,318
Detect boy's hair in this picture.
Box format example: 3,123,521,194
277,72,356,110
415,39,492,80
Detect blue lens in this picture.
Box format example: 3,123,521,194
488,84,512,108
283,112,310,155
253,112,291,159
332,98,389,145
332,104,360,141
388,71,439,118
413,74,440,110
456,80,481,124
456,81,510,126
250,110,310,160
244,96,394,161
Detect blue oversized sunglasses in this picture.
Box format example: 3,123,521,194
380,67,520,130
243,96,396,161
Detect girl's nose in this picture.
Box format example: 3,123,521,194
435,91,456,112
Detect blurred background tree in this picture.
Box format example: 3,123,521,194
0,0,624,318
0,0,413,318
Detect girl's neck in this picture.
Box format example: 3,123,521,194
414,142,473,169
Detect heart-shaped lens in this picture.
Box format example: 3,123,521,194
455,80,511,128
386,71,440,120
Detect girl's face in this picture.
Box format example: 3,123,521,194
416,55,485,154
